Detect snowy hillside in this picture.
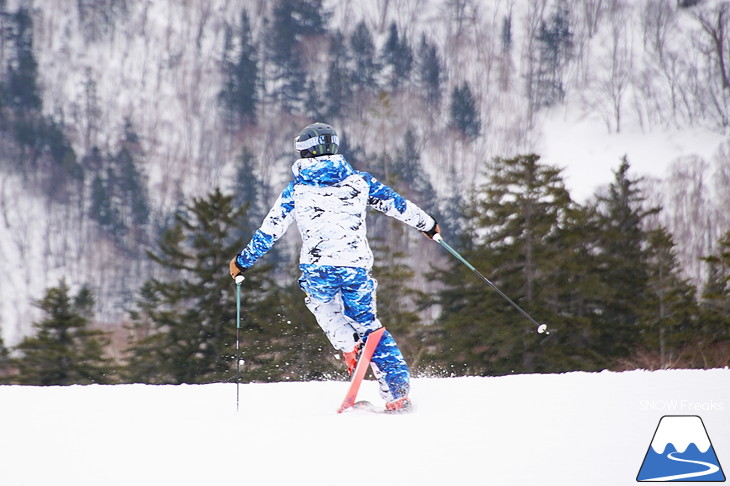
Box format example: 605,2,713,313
2,0,729,344
538,111,727,202
1,369,728,486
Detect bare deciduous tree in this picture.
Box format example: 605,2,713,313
582,0,605,38
694,2,730,128
658,156,712,288
597,6,633,132
522,0,549,129
713,140,730,236
696,2,730,90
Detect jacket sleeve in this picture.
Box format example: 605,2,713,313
362,172,436,231
236,182,296,269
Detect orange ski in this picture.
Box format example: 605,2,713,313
337,327,386,413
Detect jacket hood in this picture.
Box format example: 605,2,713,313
292,154,354,186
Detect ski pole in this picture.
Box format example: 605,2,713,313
235,275,245,411
433,234,549,334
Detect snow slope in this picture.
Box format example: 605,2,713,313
539,112,728,203
1,369,727,486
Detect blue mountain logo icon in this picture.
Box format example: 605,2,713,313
637,415,725,482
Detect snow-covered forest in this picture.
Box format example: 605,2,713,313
0,0,729,384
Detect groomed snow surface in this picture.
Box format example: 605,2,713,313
1,369,728,486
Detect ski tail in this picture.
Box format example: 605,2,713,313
337,327,386,413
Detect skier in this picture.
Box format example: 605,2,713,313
229,122,439,413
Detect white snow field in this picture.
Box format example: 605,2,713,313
1,369,728,486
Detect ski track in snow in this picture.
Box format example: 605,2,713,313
0,369,728,486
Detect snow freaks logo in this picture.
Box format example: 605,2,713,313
637,415,726,482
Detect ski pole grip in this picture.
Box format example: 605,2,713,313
433,233,443,243
235,275,245,285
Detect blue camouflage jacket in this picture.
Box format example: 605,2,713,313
236,154,435,270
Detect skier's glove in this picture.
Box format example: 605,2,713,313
422,221,440,240
229,255,247,279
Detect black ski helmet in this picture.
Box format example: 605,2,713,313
294,122,339,158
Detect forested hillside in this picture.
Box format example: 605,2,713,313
0,0,728,383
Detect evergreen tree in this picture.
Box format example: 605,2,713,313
545,201,612,370
533,0,573,107
76,0,127,43
501,14,513,52
9,117,82,203
218,10,258,128
267,0,300,68
12,281,113,385
0,334,7,362
498,12,515,91
5,7,41,112
0,333,10,383
19,117,83,197
232,147,263,229
126,189,252,383
698,231,730,356
364,142,430,367
381,22,413,90
90,168,122,234
449,81,481,139
266,0,304,107
336,128,364,169
87,126,149,241
2,8,82,199
350,21,379,91
638,227,700,367
231,147,287,269
266,0,328,108
110,122,149,238
417,34,444,107
430,154,581,375
592,157,658,360
0,2,6,111
303,77,325,121
370,226,423,364
440,163,470,238
116,146,149,229
250,269,340,382
85,146,114,230
126,188,337,383
391,128,437,215
324,30,352,119
293,0,327,32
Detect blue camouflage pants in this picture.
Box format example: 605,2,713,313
299,264,410,402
